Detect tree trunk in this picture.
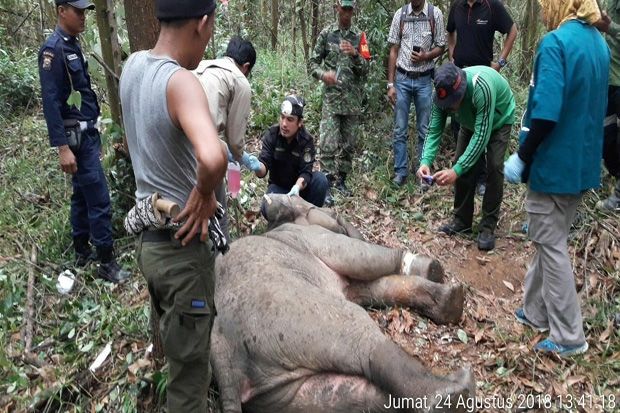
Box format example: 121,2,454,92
40,0,57,36
292,1,297,58
311,0,319,49
93,0,122,126
124,0,159,52
271,0,279,50
519,0,538,81
299,0,309,61
122,0,161,362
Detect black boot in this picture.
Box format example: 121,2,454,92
74,236,95,267
96,246,131,284
324,173,336,206
324,188,335,207
335,173,351,197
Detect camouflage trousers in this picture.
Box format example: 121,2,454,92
319,107,359,177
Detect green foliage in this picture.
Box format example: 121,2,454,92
67,89,82,109
248,49,319,135
101,119,137,236
0,45,39,117
0,1,618,411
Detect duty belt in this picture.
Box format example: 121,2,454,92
397,67,434,79
142,229,204,247
78,119,99,132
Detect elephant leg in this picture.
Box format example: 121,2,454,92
300,226,443,282
210,322,243,413
303,208,348,235
245,374,395,413
345,275,464,325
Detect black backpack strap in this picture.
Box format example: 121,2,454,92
399,4,408,40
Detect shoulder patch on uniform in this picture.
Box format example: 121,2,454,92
66,53,79,61
303,149,312,163
42,50,54,71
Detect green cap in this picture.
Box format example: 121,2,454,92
339,0,355,8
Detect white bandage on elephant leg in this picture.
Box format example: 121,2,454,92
401,252,445,283
401,251,416,276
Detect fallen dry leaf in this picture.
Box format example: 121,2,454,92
475,256,491,265
520,378,545,393
565,375,586,388
474,328,485,343
502,280,515,292
365,189,378,200
599,320,613,344
128,358,151,376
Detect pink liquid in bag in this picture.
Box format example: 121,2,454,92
228,162,241,198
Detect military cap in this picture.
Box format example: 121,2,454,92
55,0,95,10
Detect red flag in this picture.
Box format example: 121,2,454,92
359,32,371,60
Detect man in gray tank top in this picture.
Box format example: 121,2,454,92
119,0,226,410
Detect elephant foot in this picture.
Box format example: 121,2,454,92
427,368,476,413
430,284,464,325
402,253,445,283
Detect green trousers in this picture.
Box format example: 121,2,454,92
319,107,358,177
136,232,216,412
453,124,511,231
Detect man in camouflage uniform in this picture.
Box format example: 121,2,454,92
309,0,368,204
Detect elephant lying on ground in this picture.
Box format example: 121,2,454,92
211,194,472,412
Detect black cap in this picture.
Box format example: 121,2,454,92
55,0,95,10
433,63,468,110
156,0,216,20
281,95,305,118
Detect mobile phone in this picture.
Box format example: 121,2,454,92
411,46,421,53
422,175,435,186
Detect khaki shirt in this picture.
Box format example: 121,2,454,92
193,57,251,160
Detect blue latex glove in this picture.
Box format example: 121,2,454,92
504,153,525,184
287,184,300,197
241,151,262,172
227,147,235,162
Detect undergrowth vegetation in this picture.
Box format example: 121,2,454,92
0,0,618,411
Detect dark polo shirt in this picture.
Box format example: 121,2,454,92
447,0,514,68
259,124,315,189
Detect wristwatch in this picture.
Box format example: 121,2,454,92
387,82,394,90
498,57,507,68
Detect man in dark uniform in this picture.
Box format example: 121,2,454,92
253,95,329,211
38,0,129,283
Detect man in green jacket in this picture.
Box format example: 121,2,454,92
417,62,515,250
595,0,620,212
309,0,368,203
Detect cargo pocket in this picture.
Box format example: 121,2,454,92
162,294,213,363
75,168,109,207
525,193,556,244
